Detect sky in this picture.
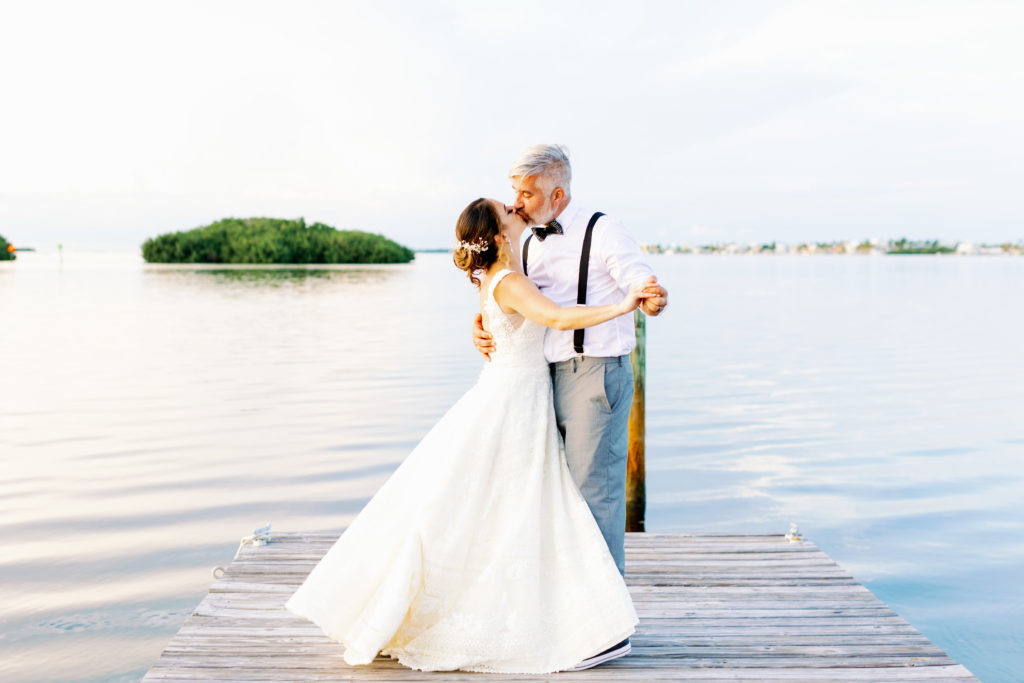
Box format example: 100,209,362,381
1,0,1022,250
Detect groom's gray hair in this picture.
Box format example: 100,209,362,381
509,144,572,191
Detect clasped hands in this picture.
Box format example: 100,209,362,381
637,276,668,316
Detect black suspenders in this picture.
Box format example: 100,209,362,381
522,211,605,356
574,212,604,354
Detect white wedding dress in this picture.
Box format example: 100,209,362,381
285,269,637,673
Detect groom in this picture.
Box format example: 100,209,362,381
473,144,668,669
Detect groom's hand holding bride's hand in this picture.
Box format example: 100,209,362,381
638,276,668,316
472,313,495,361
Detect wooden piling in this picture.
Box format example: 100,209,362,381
627,309,646,532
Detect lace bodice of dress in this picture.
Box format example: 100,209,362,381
482,269,547,369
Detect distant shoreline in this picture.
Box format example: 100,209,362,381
641,240,1023,256
5,242,1023,258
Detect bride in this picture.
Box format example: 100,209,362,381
285,198,652,673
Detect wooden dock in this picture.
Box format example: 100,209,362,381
143,532,978,681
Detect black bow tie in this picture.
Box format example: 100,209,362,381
531,220,563,241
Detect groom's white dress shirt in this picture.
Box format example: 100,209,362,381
522,199,654,363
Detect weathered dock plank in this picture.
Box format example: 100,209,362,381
143,533,977,682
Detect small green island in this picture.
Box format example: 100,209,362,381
1,233,15,261
141,217,415,264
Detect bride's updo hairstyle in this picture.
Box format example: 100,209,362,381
454,198,501,287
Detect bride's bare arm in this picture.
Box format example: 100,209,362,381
494,273,654,331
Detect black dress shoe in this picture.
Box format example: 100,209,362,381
570,638,631,671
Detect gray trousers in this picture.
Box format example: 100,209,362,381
550,355,634,576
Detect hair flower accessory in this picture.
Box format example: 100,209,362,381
456,238,488,253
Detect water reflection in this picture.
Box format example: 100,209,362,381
143,264,406,289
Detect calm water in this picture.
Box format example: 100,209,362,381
1,251,1021,682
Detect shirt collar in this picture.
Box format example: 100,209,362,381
552,199,580,232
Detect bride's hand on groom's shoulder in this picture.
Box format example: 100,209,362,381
472,313,495,361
